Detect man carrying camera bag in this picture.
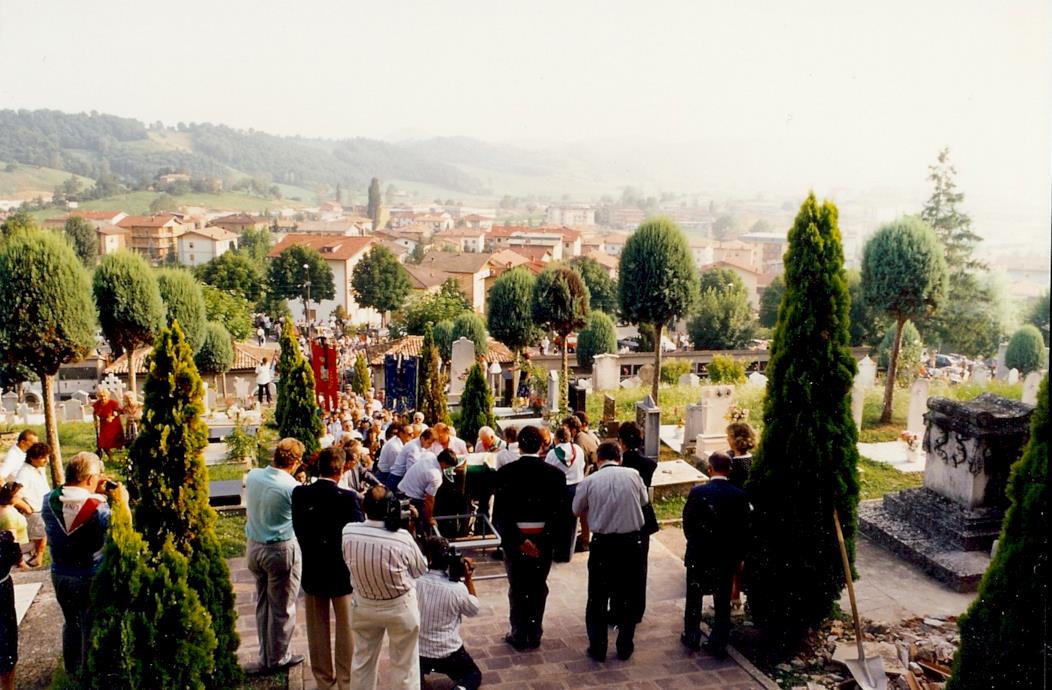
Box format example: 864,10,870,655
342,485,427,690
417,535,482,690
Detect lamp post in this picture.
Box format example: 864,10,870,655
302,263,312,337
488,361,502,398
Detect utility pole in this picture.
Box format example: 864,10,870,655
302,262,312,337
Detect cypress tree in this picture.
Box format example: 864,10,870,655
351,352,371,396
576,311,617,369
745,193,860,651
275,325,323,457
194,322,235,391
418,323,450,425
90,495,218,689
458,361,495,446
947,376,1048,689
452,312,489,355
156,268,208,352
1005,324,1047,374
531,266,590,413
129,322,240,686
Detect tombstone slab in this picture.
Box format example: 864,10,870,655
907,378,930,436
678,373,700,388
746,372,768,387
449,337,475,398
851,379,866,431
635,395,661,458
232,377,252,405
637,364,655,388
546,369,560,413
971,364,989,386
2,392,18,413
592,354,620,393
857,355,877,388
64,401,87,422
1006,368,1019,385
1021,371,1043,405
994,343,1009,381
620,375,642,389
682,385,734,454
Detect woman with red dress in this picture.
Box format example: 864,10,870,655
92,387,125,460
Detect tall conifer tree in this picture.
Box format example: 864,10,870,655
274,322,323,456
128,322,240,686
418,323,450,425
458,361,495,446
745,194,860,650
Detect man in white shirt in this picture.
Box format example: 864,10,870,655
398,450,457,532
342,486,427,690
389,428,434,490
1,430,37,481
494,427,520,469
376,422,410,486
473,426,502,453
417,535,482,690
13,442,50,567
255,357,274,405
430,423,467,456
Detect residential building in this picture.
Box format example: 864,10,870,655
463,213,494,229
688,237,715,266
601,232,630,256
713,240,762,272
403,263,450,296
117,213,193,261
415,250,492,313
211,213,269,235
580,250,619,278
294,219,368,236
435,228,487,253
267,234,381,325
97,224,129,257
177,226,239,267
699,259,764,308
546,203,595,227
487,226,579,260
739,231,789,273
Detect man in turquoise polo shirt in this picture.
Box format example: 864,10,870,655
246,437,306,673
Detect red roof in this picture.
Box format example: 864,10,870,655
699,258,762,275
117,214,181,229
73,210,124,221
267,233,373,262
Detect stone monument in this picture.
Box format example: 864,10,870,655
859,393,1035,590
857,355,877,388
906,378,930,436
546,369,560,413
851,377,865,431
635,395,660,458
101,372,125,399
746,371,768,387
592,354,619,393
682,385,734,455
1006,368,1019,385
449,338,475,398
620,375,642,389
971,364,989,386
678,372,700,388
1,392,17,413
601,394,619,440
637,364,655,388
1021,371,1043,405
994,342,1009,381
232,377,252,405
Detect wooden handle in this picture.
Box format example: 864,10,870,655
833,508,866,663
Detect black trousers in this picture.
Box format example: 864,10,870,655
684,559,734,648
257,383,271,403
504,548,553,645
586,532,644,654
420,645,482,690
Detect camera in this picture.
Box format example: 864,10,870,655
444,544,472,583
383,493,412,532
103,480,119,491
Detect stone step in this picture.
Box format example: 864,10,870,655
881,487,1003,552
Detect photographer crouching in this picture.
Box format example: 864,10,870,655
417,535,482,690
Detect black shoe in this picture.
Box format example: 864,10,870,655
586,646,607,662
680,632,701,652
702,641,728,659
616,643,634,661
504,633,530,651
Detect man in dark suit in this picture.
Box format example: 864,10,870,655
681,452,750,658
292,447,364,690
493,425,567,650
618,421,658,623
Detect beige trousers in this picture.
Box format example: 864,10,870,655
305,593,353,690
350,590,421,690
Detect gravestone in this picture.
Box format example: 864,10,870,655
1006,368,1019,385
857,355,877,388
62,401,86,422
907,378,930,436
575,378,592,393
202,382,212,415
568,383,587,414
678,373,700,388
232,377,252,405
546,369,560,412
601,393,619,439
592,354,620,393
851,378,866,431
1,392,17,413
859,393,1035,590
683,385,734,455
620,375,642,389
994,342,1009,381
71,390,91,405
16,403,30,425
1021,371,1042,405
746,372,768,387
449,337,475,398
101,372,125,399
637,364,655,388
971,364,989,386
635,395,660,458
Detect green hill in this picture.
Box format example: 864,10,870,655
0,162,93,198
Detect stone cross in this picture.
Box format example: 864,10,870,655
907,378,930,436
1021,371,1042,404
449,337,475,398
101,372,126,400
592,354,620,393
857,356,877,388
635,394,660,457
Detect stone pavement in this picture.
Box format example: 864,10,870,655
231,536,774,689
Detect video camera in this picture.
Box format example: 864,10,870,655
443,543,472,583
383,493,413,532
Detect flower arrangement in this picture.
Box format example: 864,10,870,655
725,404,749,423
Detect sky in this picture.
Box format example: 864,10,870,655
1,1,1050,236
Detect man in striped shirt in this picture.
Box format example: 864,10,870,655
417,536,482,690
342,485,427,690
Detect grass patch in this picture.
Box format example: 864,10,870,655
654,495,687,521
215,511,248,559
49,657,285,690
207,463,248,482
857,456,922,500
584,381,767,430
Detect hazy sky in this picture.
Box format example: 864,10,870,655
1,1,1050,222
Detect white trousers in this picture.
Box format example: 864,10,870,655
350,590,421,690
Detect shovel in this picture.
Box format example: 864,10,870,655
834,508,887,690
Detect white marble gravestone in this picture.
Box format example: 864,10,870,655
201,382,212,415
635,395,661,457
592,354,620,393
1022,371,1043,405
857,355,877,388
995,342,1009,381
449,337,475,398
851,378,866,431
1,392,17,413
971,364,989,386
620,375,642,389
1006,368,1019,385
62,401,86,422
746,372,768,387
637,364,655,388
907,378,930,436
71,390,91,405
101,372,125,399
678,373,701,387
684,385,734,455
16,403,30,425
546,369,560,412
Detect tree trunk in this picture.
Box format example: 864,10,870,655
127,347,138,395
510,349,522,407
41,373,64,485
652,322,663,403
880,317,905,424
560,332,570,415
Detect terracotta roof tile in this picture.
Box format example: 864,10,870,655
105,342,269,375
267,233,373,262
365,336,513,366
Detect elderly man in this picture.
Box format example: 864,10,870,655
572,441,649,662
41,452,127,677
245,438,306,673
292,446,364,690
1,430,37,482
388,428,435,491
473,426,502,453
343,486,427,690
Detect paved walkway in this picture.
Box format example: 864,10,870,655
231,537,773,689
